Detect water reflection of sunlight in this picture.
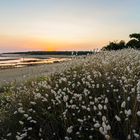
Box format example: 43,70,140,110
0,57,71,69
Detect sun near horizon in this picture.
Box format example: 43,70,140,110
0,0,140,53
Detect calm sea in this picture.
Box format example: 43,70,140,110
0,56,69,69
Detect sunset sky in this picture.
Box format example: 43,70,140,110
0,0,140,52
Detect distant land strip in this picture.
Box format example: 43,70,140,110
3,51,95,56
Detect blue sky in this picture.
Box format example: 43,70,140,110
0,0,140,52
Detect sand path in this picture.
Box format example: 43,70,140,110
0,62,71,86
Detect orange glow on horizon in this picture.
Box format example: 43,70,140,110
0,35,107,52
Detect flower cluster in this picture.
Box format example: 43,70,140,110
0,49,140,140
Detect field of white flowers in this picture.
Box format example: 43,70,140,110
0,49,140,140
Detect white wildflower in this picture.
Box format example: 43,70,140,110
87,107,90,111
16,135,23,140
121,101,126,108
77,119,84,123
27,117,32,120
19,121,24,125
71,105,76,109
90,101,94,105
67,126,73,134
14,111,18,114
134,133,139,138
30,101,36,105
24,114,28,118
93,105,97,110
127,96,130,101
7,133,12,136
136,111,140,116
125,109,131,116
106,125,111,130
128,134,131,140
96,84,99,88
89,135,93,139
137,94,140,102
115,115,121,121
18,107,25,114
137,80,140,93
28,127,32,131
98,104,103,110
105,135,110,140
105,97,108,103
104,105,107,110
94,122,100,128
63,95,69,102
102,116,107,122
99,127,104,135
35,93,42,98
65,136,70,140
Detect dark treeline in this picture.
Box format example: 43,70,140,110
4,51,95,56
102,33,140,50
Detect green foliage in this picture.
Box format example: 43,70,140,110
102,40,126,50
129,33,140,41
103,33,140,50
0,49,140,140
126,33,140,49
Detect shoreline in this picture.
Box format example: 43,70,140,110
0,60,73,86
0,57,71,70
0,55,90,86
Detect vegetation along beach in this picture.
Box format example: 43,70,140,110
0,49,140,140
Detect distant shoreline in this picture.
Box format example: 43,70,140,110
2,50,95,56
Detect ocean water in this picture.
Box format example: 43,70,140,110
0,56,69,69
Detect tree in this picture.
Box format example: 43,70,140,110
126,33,140,49
102,40,126,50
102,33,140,50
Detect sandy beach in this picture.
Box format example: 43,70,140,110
0,61,72,86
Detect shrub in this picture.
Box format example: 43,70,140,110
0,49,140,140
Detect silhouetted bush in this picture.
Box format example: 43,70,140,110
102,40,126,50
126,33,140,49
103,33,140,50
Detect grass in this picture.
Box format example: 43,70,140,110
0,49,140,140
